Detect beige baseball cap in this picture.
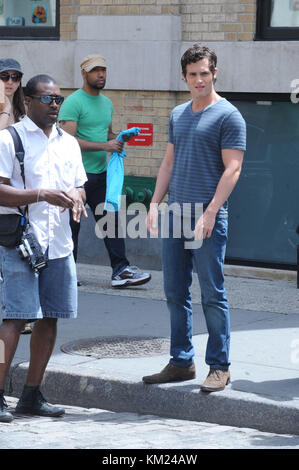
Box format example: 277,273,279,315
80,54,107,72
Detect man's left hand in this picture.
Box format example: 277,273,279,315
122,134,133,143
194,210,216,240
67,188,88,223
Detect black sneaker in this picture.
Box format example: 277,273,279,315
15,385,65,417
0,390,13,423
111,265,151,288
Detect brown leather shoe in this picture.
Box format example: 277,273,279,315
142,363,196,384
200,369,230,392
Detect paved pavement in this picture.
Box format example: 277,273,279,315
3,263,299,440
1,397,299,449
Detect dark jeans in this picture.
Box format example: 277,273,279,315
71,172,129,276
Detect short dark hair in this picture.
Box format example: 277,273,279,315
181,44,217,78
24,74,57,96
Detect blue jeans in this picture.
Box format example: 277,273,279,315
0,247,77,320
162,211,230,370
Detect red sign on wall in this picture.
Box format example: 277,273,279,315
292,0,299,10
127,123,153,146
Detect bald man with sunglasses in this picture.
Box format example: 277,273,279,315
0,74,87,423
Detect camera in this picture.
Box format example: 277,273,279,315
17,230,48,274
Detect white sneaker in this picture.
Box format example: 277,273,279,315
111,265,151,288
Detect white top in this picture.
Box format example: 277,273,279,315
0,116,87,259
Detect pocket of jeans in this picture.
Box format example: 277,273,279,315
216,201,228,220
214,218,228,243
216,210,228,220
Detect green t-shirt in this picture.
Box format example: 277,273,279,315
58,89,113,174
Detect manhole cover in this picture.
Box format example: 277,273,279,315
60,336,170,359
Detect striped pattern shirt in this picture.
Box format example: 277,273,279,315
168,98,246,208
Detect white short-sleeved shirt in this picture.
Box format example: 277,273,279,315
0,116,87,259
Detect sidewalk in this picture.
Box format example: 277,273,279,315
6,264,299,435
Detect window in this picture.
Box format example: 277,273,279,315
0,0,59,40
222,93,299,270
256,0,299,40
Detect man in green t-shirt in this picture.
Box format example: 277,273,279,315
59,54,151,288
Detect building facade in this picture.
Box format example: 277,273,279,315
0,0,298,269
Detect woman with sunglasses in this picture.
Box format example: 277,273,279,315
0,58,25,128
0,59,31,335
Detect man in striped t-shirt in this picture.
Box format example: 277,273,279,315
143,44,246,392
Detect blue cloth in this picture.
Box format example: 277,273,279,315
105,127,140,211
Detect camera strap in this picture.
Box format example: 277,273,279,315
6,126,28,218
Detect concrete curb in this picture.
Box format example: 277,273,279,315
223,265,297,282
8,362,299,436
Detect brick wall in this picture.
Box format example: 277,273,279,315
60,0,180,40
181,0,256,42
60,0,79,40
106,90,184,178
62,88,188,178
60,0,257,42
60,1,257,177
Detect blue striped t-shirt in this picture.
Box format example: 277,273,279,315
168,98,246,208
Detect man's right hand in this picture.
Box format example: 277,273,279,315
146,203,159,236
39,189,75,209
105,139,124,153
59,120,125,154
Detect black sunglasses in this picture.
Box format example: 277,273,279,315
29,95,65,105
0,72,23,82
